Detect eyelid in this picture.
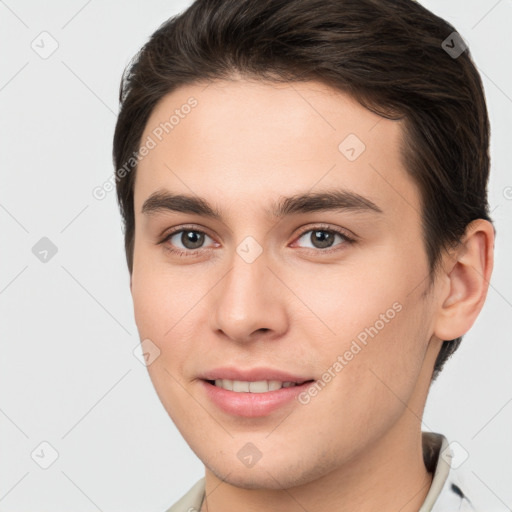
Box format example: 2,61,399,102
159,224,215,242
160,223,356,242
289,224,356,255
293,223,357,242
158,224,218,255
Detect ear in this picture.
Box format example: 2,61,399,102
433,219,495,341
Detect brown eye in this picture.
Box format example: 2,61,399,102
309,230,336,249
295,228,353,251
162,228,215,256
179,230,206,250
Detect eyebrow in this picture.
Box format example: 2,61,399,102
141,188,383,220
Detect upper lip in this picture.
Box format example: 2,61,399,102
199,367,314,383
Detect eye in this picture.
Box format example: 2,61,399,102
159,224,355,258
161,227,216,256
293,226,355,252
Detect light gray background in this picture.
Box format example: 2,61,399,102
0,1,511,511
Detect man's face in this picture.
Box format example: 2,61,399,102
131,79,442,489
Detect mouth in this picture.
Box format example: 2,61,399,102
205,378,314,392
200,376,316,417
198,367,317,417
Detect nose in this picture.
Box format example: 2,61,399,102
209,244,288,345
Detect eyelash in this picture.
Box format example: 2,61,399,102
159,224,356,258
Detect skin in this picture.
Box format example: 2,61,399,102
130,79,494,512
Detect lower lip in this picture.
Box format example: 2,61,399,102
201,380,315,417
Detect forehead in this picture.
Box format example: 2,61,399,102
134,79,420,223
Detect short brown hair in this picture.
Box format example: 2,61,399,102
113,0,492,380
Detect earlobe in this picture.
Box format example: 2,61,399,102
433,219,495,341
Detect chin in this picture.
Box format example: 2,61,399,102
204,454,330,491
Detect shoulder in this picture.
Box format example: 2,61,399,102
163,477,205,512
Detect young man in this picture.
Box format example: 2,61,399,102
113,0,495,510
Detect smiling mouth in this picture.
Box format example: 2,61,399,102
205,379,315,393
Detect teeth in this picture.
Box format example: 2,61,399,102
233,380,250,392
268,380,283,391
214,378,233,390
213,379,300,392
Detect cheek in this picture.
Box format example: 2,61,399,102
293,257,432,421
297,309,429,453
130,256,214,385
131,250,194,337
130,263,202,427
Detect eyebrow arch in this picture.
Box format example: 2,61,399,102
141,188,383,220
